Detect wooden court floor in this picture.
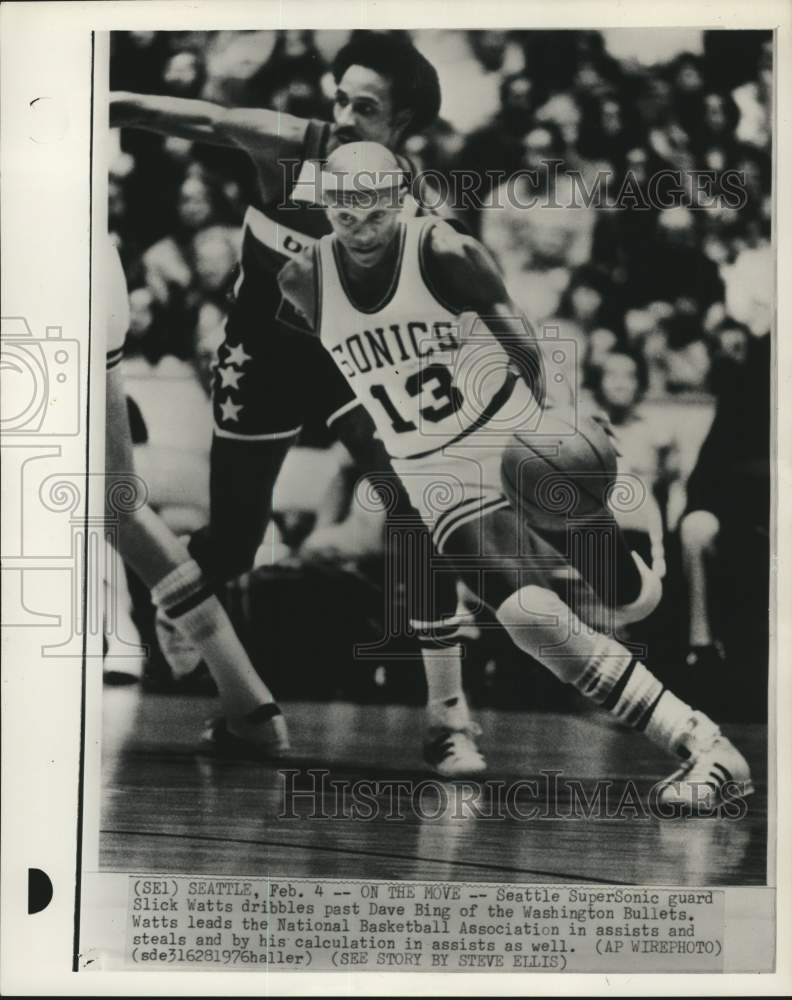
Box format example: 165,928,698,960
99,689,768,886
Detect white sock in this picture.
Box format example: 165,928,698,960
643,690,714,757
151,560,276,719
422,645,466,716
495,584,697,745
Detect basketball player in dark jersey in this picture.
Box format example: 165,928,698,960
277,142,753,812
111,34,485,775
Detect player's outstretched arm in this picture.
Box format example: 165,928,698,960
423,223,546,407
110,91,308,159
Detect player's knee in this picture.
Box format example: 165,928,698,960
680,510,720,554
496,585,594,685
495,585,567,642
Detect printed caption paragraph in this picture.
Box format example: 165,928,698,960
125,877,725,972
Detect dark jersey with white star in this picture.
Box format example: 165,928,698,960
233,120,333,332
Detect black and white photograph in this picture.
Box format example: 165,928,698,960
1,2,790,992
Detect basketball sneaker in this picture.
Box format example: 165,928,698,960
655,711,754,813
423,697,487,778
202,704,291,759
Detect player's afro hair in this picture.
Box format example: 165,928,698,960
332,32,442,134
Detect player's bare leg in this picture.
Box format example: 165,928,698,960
106,366,289,756
444,507,752,811
334,408,485,776
415,603,486,778
103,539,145,684
680,509,725,668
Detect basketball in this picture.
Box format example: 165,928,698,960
500,411,618,531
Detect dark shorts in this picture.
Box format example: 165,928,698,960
211,293,359,440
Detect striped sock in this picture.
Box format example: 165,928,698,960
151,560,276,719
494,585,686,747
575,654,665,730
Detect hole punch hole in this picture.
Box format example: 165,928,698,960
28,868,53,914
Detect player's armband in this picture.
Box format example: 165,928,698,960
106,341,126,371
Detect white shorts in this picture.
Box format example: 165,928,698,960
390,377,535,553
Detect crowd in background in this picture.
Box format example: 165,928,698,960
108,29,772,720
110,28,771,388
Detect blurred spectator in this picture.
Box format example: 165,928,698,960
454,73,537,234
110,30,171,91
413,29,525,135
661,312,712,393
722,239,773,337
481,121,596,317
301,474,388,563
591,351,677,577
679,331,769,673
710,317,751,373
640,76,696,174
589,145,664,296
202,31,278,105
142,174,227,306
162,48,208,98
189,226,240,385
578,94,645,166
522,30,621,96
406,119,465,183
123,284,192,365
733,35,772,150
127,287,157,346
192,225,240,297
602,28,704,68
193,302,226,397
668,52,707,137
731,146,771,221
108,176,130,244
556,266,625,338
534,92,613,189
245,30,327,117
624,206,724,314
256,443,360,567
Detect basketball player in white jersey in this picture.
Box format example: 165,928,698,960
105,238,289,756
277,143,753,810
112,34,486,777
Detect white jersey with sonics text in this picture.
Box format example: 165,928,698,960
317,218,520,461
